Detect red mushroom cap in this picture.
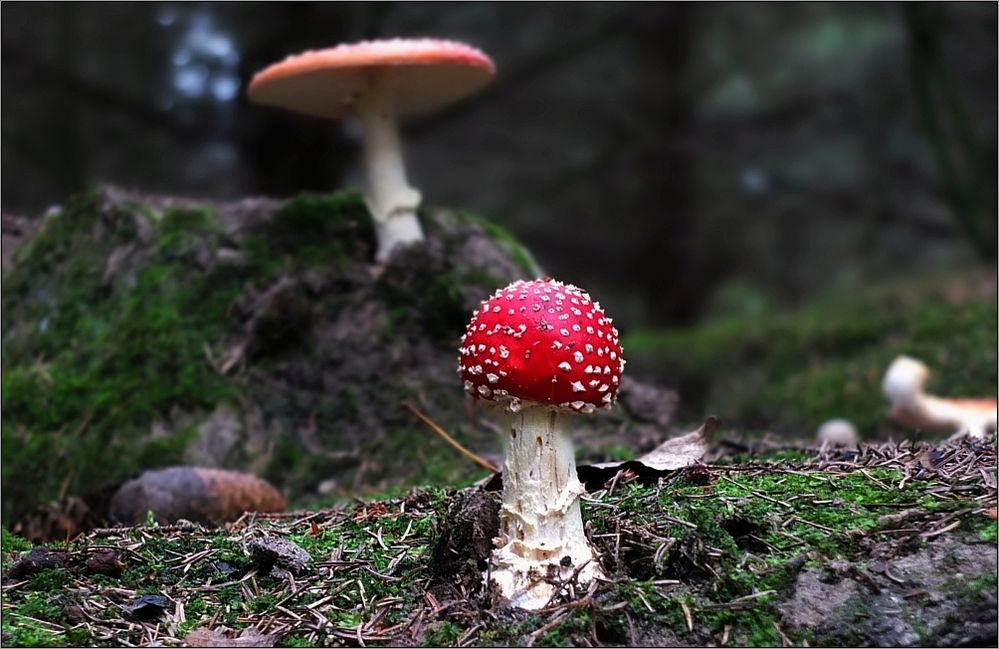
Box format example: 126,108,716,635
458,279,625,413
248,38,495,119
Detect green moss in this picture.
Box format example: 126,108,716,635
0,190,270,519
157,207,225,253
25,569,73,592
249,593,279,614
379,272,468,340
625,283,997,433
0,190,382,520
1,588,92,648
2,527,33,554
245,191,373,275
422,621,462,646
978,520,998,543
584,467,941,645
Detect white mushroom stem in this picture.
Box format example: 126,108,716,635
356,74,424,262
489,406,603,610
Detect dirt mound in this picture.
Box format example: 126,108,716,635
2,186,678,521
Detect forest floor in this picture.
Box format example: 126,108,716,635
2,187,997,646
3,439,996,648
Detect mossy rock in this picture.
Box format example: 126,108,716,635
1,186,675,523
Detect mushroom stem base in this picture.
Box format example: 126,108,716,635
487,407,604,609
357,75,425,262
369,207,424,263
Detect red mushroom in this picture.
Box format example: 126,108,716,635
458,278,625,608
249,39,495,262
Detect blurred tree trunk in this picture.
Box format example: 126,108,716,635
626,3,702,324
237,4,357,197
902,2,997,261
56,3,85,196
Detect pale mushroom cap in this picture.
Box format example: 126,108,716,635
816,418,859,447
882,355,929,406
248,38,496,119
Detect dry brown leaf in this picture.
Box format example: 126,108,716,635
577,417,717,489
184,626,278,647
633,417,719,470
589,417,718,472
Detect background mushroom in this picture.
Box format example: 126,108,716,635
458,278,625,609
883,355,998,439
816,418,859,448
249,38,496,262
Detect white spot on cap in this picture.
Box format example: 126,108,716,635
498,345,510,359
560,328,570,337
573,351,584,363
571,381,585,392
477,385,492,397
558,362,572,372
486,373,500,384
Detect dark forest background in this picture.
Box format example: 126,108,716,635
2,1,996,327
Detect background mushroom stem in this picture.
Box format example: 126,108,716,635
490,405,603,609
357,75,425,262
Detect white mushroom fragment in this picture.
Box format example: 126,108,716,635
882,355,998,439
249,39,495,262
816,418,859,448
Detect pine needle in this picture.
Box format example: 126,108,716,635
402,402,499,473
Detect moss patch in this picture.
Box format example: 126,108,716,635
2,194,243,519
